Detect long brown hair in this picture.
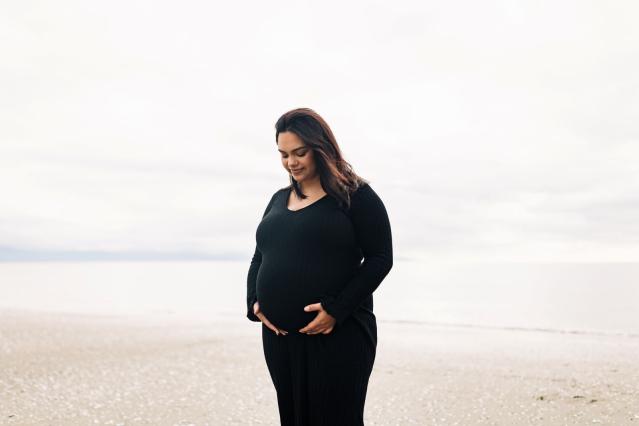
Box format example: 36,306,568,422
275,108,367,210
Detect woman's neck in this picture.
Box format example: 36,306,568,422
296,177,325,197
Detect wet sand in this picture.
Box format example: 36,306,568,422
1,309,638,425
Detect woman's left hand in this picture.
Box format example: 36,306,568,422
298,302,337,335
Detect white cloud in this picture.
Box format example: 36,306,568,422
1,0,638,262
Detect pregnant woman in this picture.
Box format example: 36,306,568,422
246,107,393,426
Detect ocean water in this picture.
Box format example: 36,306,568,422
0,260,637,336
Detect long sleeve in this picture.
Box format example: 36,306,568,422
319,184,393,326
246,191,278,322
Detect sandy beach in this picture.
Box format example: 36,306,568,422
1,309,638,426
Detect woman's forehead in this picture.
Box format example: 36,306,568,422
277,132,306,151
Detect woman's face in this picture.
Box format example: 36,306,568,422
277,131,318,183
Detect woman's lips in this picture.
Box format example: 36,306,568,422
291,169,303,174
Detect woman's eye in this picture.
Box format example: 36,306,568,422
281,151,306,158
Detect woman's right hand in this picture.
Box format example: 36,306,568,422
253,301,288,335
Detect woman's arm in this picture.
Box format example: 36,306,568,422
246,191,278,322
246,245,263,322
319,184,393,326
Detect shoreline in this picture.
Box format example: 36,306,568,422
4,306,638,339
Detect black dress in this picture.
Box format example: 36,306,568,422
246,183,393,426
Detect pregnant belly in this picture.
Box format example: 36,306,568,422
255,265,331,331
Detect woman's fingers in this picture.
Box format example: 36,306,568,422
303,326,333,335
257,315,279,335
255,308,289,336
258,313,287,336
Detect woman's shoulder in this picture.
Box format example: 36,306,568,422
274,186,291,199
267,186,290,198
260,186,289,214
352,181,371,196
348,181,386,211
351,181,378,202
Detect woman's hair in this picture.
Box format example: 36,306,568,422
275,107,368,210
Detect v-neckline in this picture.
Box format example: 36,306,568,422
284,189,329,213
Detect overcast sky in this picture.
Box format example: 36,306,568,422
1,0,638,263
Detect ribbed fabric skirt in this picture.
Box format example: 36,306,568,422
261,315,377,426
